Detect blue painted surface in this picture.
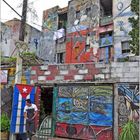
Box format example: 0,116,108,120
100,36,113,47
56,86,113,126
105,47,109,63
118,85,140,104
10,85,19,133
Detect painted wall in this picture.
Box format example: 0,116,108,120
2,19,42,57
67,0,100,33
65,25,114,63
118,84,139,126
30,62,139,84
1,67,31,117
55,85,113,140
1,22,13,57
43,6,59,32
38,32,56,63
113,0,134,60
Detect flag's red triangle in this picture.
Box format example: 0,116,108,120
16,84,33,99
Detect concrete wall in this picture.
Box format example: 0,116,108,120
30,62,139,84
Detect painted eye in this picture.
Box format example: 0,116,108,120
117,2,123,10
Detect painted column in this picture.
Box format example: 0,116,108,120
51,86,58,136
114,83,118,140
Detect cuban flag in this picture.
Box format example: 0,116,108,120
10,84,36,133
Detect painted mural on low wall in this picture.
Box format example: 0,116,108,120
118,84,139,126
55,85,113,140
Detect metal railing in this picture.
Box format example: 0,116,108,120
35,115,52,140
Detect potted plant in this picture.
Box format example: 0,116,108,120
119,120,139,140
0,113,10,140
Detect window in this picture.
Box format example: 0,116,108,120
58,13,67,29
56,53,64,63
122,41,130,54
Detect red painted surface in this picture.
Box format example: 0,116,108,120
55,123,113,140
35,87,41,129
46,76,55,80
65,30,94,63
31,63,101,83
84,75,93,80
99,24,113,33
64,75,74,80
65,25,113,64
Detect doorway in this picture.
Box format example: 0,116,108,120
40,87,53,123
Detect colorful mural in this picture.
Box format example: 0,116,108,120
55,85,113,140
65,29,100,63
65,28,114,63
43,6,59,31
118,84,139,126
113,0,134,60
67,0,100,32
1,68,31,118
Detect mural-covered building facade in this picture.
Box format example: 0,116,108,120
42,0,133,64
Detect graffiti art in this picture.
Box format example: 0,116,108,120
56,85,113,140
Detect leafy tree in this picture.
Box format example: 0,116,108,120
129,0,139,55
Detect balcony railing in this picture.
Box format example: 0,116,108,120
100,16,113,26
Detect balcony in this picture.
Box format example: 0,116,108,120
100,16,113,26
100,36,113,47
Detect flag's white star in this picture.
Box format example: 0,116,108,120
23,87,27,93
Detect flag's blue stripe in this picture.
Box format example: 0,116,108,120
30,87,35,103
10,85,19,133
19,98,26,133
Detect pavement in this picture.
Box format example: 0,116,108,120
32,136,76,140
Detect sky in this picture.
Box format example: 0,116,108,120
1,0,70,30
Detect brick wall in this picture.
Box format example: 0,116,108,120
30,62,139,84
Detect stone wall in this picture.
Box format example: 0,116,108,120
30,62,139,84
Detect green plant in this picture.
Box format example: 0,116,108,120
119,120,139,140
128,0,139,55
0,113,10,132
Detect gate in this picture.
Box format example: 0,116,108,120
36,115,52,139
